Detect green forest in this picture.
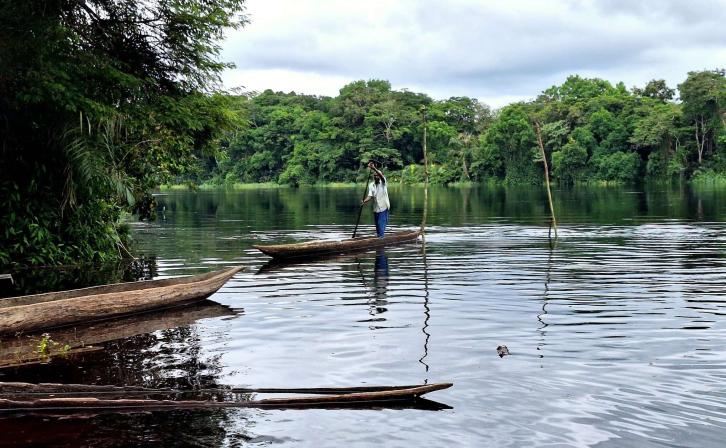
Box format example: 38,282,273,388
1,0,725,267
1,0,247,267
197,72,726,188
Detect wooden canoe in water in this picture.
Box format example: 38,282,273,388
0,301,235,368
253,230,421,260
0,266,242,334
0,382,452,411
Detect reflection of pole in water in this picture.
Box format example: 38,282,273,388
537,224,557,357
419,241,431,376
355,258,375,318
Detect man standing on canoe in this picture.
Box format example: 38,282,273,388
361,160,390,238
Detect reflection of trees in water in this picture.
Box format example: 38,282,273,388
139,186,726,266
123,256,159,281
153,185,719,239
0,312,252,446
100,326,225,390
1,408,252,447
3,323,222,390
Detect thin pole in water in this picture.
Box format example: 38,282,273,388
533,121,557,239
420,106,429,237
352,170,372,239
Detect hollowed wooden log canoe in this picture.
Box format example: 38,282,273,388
253,230,421,260
0,301,235,368
0,266,242,334
0,382,452,411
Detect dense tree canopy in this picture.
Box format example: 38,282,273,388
0,0,247,266
202,70,725,188
206,82,494,187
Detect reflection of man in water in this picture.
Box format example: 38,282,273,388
372,249,389,314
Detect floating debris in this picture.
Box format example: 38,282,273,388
496,345,510,358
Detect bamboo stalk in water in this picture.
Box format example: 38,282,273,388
420,106,429,237
534,121,557,238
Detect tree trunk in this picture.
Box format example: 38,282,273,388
383,117,394,143
695,116,706,164
460,133,471,180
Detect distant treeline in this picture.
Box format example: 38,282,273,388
193,71,725,186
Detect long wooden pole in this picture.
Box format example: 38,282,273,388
420,106,429,236
352,170,372,238
534,121,557,239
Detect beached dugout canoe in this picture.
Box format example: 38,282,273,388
0,266,242,334
253,230,421,260
0,382,451,411
0,301,235,368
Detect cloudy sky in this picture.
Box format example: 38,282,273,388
220,0,726,107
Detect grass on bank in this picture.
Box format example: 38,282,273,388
159,172,726,191
160,182,287,191
160,181,365,190
691,170,726,186
159,181,452,190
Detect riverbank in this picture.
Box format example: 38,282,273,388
691,169,726,186
160,182,290,191
158,180,484,191
157,178,726,191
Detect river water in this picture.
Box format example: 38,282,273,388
2,185,726,447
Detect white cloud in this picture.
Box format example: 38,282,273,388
220,0,726,107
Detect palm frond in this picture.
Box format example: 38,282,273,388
62,115,137,209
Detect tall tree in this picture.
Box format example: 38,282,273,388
0,0,247,266
678,70,726,164
632,79,676,102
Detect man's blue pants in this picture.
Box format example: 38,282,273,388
374,209,389,237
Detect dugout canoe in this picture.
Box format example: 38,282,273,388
0,266,242,334
253,229,421,260
0,382,452,411
0,301,235,368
